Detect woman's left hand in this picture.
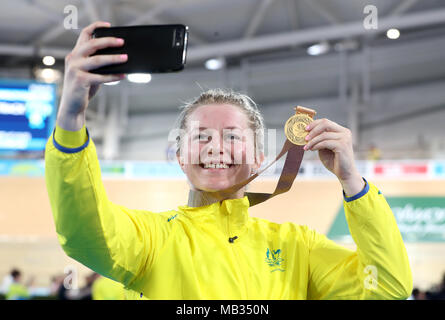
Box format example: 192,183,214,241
303,118,365,196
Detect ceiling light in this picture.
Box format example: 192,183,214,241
386,28,400,40
205,57,226,70
127,73,151,84
42,56,55,66
104,80,120,86
307,41,330,56
34,68,61,83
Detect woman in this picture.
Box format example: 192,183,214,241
46,21,412,299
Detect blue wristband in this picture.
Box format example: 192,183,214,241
53,127,90,154
343,177,369,202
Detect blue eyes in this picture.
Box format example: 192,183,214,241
196,134,210,142
225,134,241,141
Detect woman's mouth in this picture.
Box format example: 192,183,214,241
199,162,236,170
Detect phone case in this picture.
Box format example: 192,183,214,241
90,24,188,74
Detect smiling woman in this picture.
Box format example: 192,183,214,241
45,21,412,300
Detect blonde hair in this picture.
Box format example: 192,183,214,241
174,88,265,159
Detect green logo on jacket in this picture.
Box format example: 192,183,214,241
167,214,178,222
265,248,285,272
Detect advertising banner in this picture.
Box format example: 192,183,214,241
328,196,445,242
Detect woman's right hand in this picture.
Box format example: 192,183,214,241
57,21,128,131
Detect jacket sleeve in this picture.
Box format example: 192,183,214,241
306,178,413,300
45,124,167,288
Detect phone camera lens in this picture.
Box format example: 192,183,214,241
177,30,184,46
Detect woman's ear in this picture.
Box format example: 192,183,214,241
176,150,185,172
253,151,265,171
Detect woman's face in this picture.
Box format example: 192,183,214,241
177,103,263,193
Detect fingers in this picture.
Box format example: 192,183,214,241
303,118,352,152
65,21,128,86
80,53,128,71
76,21,111,47
304,131,342,151
78,71,126,86
306,139,341,152
305,118,345,141
77,37,125,58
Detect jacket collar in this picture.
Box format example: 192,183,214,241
178,192,250,234
178,193,250,215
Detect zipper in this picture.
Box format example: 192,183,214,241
226,212,250,298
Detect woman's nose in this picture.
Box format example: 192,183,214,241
205,135,223,155
207,142,221,155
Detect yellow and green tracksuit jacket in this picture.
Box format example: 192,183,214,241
45,124,412,300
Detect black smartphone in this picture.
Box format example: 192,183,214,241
90,24,188,74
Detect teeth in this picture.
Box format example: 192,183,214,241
203,163,230,169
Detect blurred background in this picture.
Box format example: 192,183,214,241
0,0,445,300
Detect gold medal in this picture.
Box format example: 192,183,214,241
284,106,317,145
